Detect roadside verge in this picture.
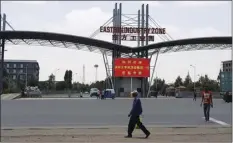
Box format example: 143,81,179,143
2,126,231,142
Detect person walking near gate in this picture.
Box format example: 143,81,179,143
193,89,197,101
125,90,150,138
200,87,213,122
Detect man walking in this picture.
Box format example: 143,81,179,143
125,90,150,138
193,89,197,101
200,88,213,122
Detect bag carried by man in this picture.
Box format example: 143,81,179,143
135,116,142,129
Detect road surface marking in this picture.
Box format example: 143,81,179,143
202,117,230,126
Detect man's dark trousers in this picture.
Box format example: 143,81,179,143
193,95,196,101
128,115,150,136
203,103,210,121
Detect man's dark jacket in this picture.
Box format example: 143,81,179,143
130,98,143,116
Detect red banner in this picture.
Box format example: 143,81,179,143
114,58,150,77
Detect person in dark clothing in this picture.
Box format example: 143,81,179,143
21,87,25,98
125,91,150,138
193,90,197,101
200,88,213,122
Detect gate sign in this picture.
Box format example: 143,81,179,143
100,26,166,34
114,58,150,77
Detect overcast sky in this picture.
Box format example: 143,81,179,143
2,1,232,84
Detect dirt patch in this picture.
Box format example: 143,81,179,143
1,127,231,142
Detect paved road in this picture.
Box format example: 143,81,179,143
41,93,90,98
1,98,231,128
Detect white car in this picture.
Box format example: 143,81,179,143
90,88,100,97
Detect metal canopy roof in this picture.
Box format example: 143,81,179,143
0,31,132,56
138,36,232,50
0,31,231,56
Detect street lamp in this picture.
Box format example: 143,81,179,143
190,65,196,91
53,68,60,80
94,64,99,82
75,73,78,82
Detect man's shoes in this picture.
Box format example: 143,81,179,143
124,135,132,138
145,132,150,138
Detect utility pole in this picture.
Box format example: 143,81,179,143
0,13,6,95
83,65,85,84
94,64,99,82
25,64,28,87
155,72,158,90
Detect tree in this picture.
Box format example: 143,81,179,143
184,72,192,87
64,70,72,89
151,78,167,96
197,75,220,91
28,75,38,87
2,67,9,91
174,76,183,87
90,80,105,90
64,70,68,82
38,81,49,91
56,81,67,91
3,67,8,77
3,79,8,90
48,74,55,90
79,83,89,92
151,78,165,91
200,75,210,86
217,69,222,82
68,70,72,89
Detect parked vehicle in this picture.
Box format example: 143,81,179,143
175,89,183,98
24,86,42,98
90,88,100,97
149,90,158,98
223,91,232,103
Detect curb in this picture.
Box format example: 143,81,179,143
2,125,231,130
15,97,177,100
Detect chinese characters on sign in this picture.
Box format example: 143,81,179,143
114,58,150,77
112,34,154,41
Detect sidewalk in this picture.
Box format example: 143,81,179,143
2,126,231,142
1,93,20,100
